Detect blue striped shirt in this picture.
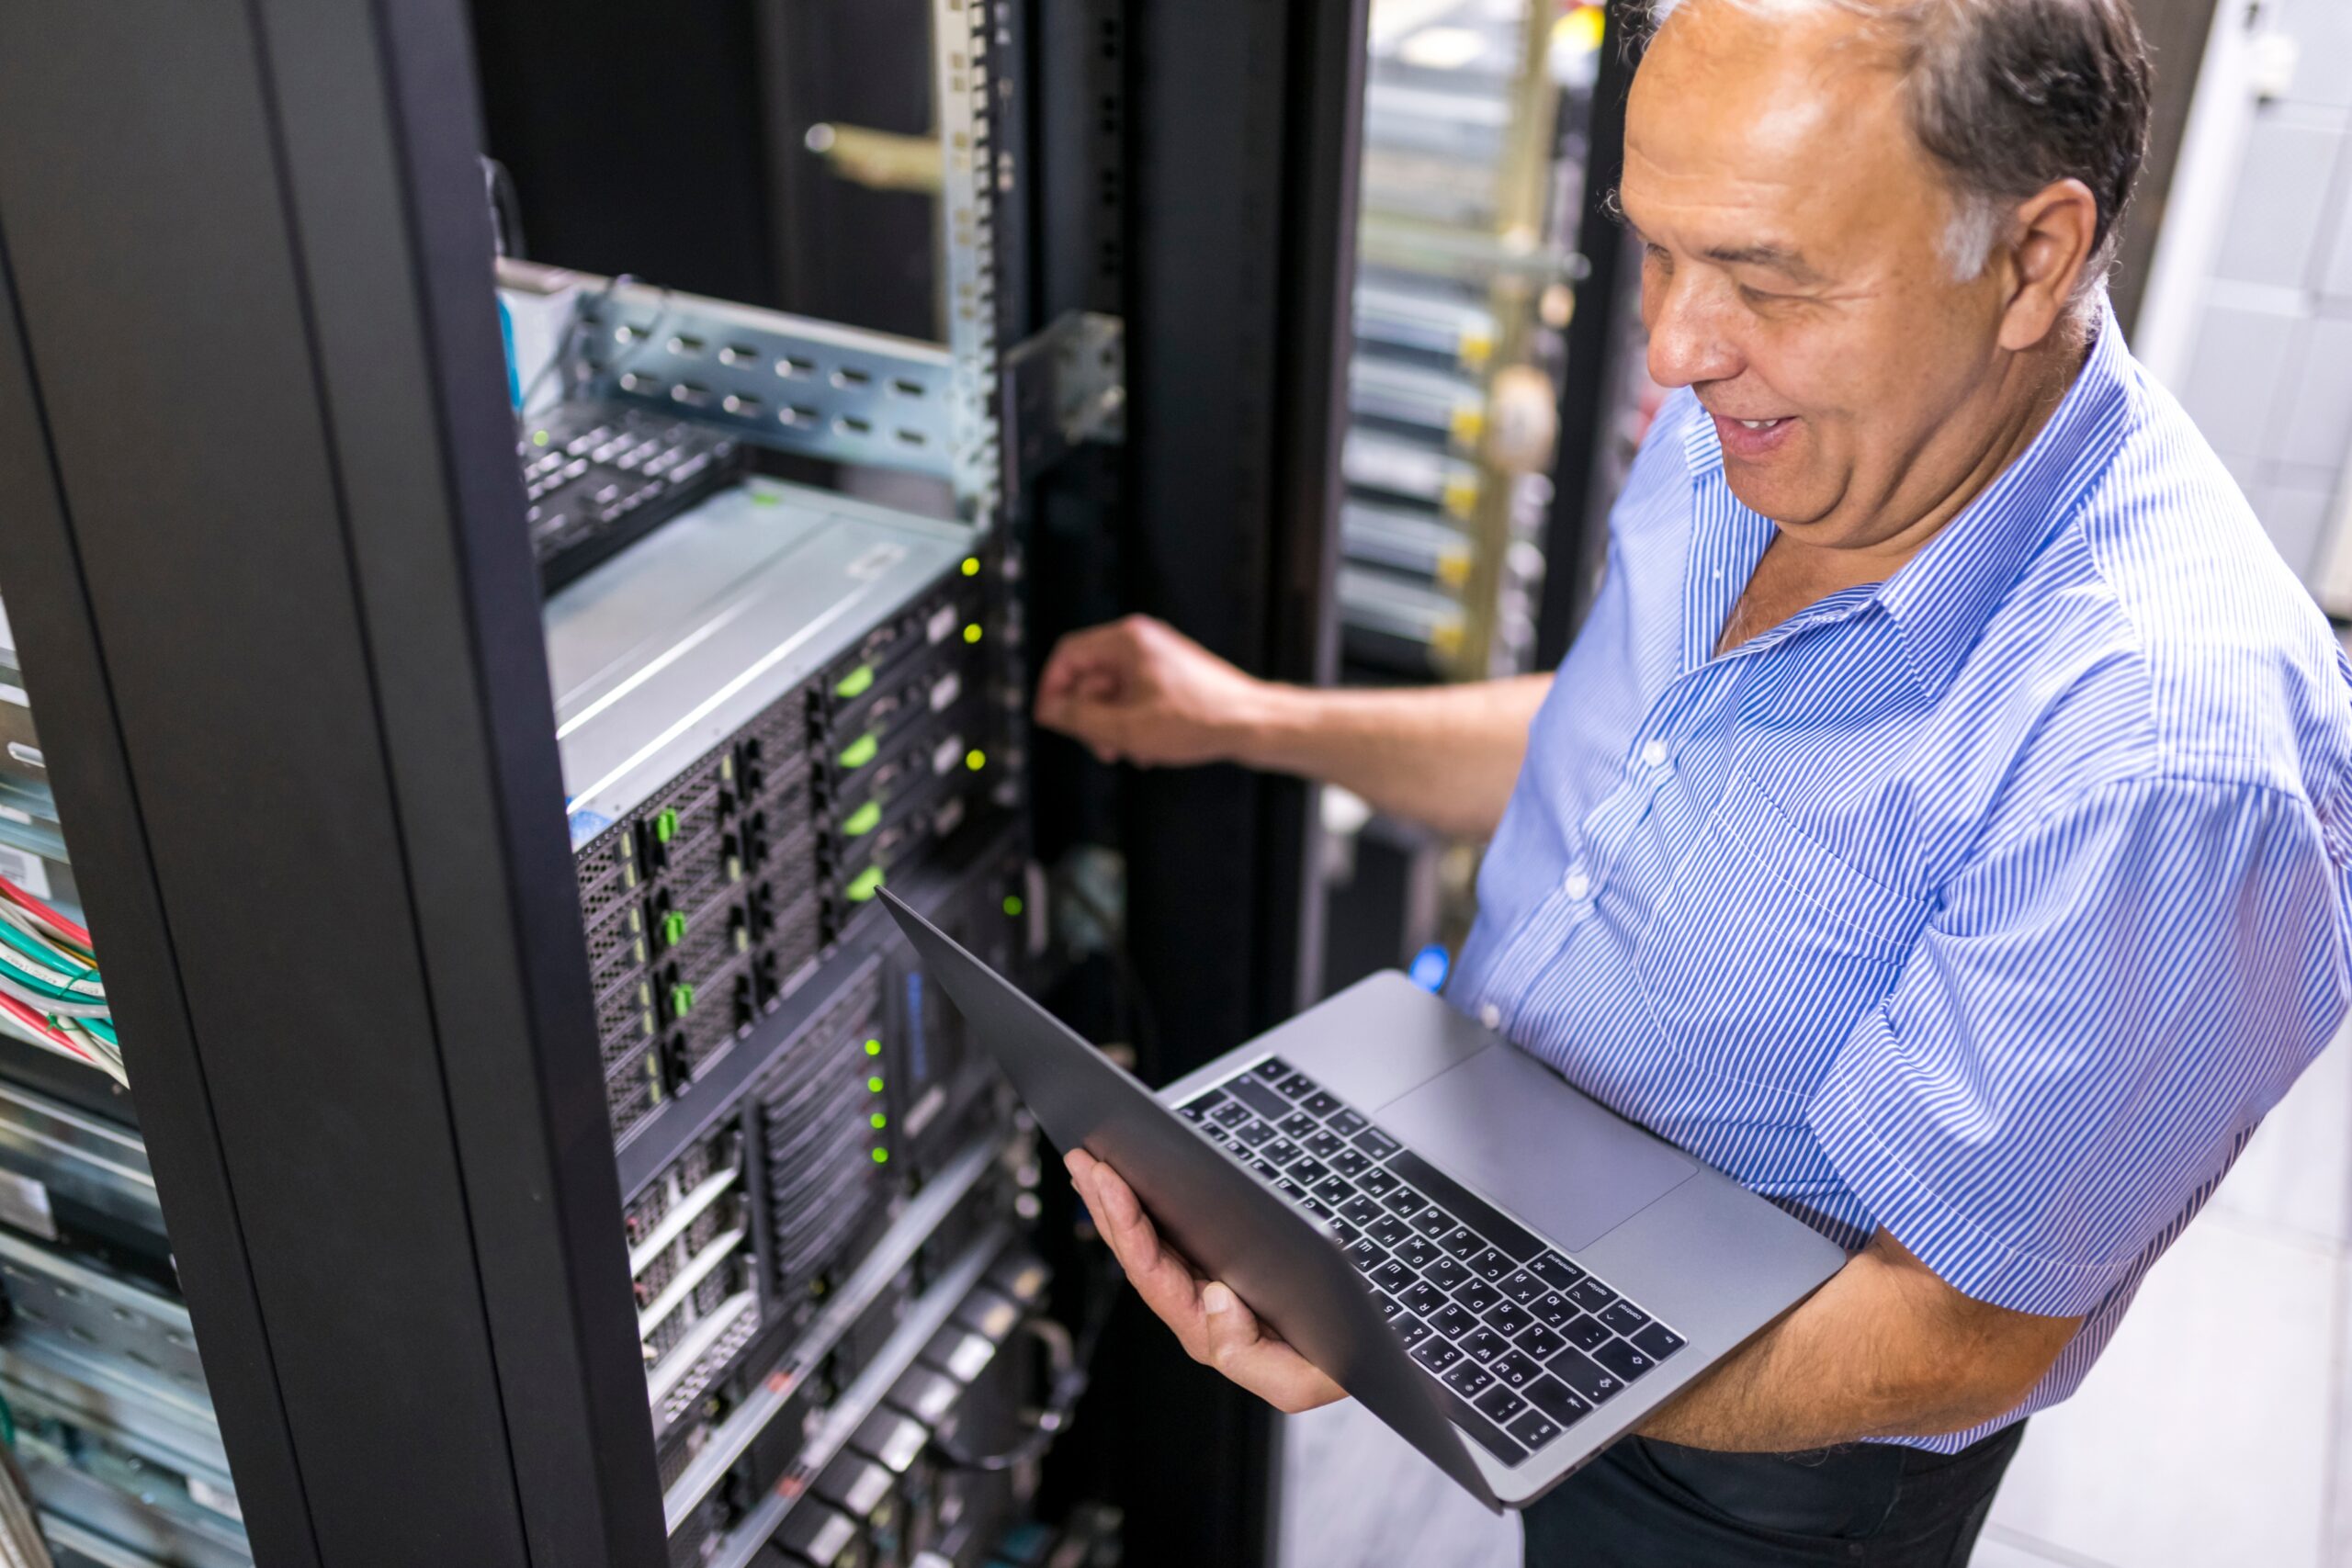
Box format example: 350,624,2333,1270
1453,303,2352,1450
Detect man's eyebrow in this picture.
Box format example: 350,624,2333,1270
1699,243,1826,283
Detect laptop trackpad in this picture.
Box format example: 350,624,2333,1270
1374,1045,1698,1252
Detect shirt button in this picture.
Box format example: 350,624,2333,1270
1564,870,1591,900
1477,1002,1502,1030
1640,740,1668,768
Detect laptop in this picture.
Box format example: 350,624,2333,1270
878,889,1845,1511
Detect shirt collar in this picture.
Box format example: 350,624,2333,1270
1679,296,2140,696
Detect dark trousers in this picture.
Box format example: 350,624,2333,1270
1521,1423,2026,1566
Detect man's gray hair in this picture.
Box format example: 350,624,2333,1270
1647,0,2153,315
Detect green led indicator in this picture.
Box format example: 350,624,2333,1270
1002,895,1024,918
870,1111,888,1130
532,429,551,447
871,1147,890,1165
834,664,876,700
654,808,679,844
662,911,688,947
962,623,983,645
865,1039,882,1056
839,733,878,770
846,866,886,902
868,1075,885,1093
843,801,883,838
965,749,987,773
670,983,695,1017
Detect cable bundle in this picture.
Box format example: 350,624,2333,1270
0,874,121,1088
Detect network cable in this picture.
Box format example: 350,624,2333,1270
0,874,122,1087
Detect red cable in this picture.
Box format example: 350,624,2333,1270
0,992,91,1061
0,874,93,952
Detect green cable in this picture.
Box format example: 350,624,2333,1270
0,1389,18,1448
0,953,103,1006
77,1016,118,1045
0,919,93,979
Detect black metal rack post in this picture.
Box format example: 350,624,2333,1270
0,2,662,1562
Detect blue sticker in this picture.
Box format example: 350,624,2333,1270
1408,944,1451,994
568,808,615,849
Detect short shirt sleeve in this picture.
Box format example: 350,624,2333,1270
1806,775,2347,1316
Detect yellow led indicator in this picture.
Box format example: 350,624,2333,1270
871,1147,890,1165
1002,895,1024,918
865,1039,882,1056
965,749,987,772
532,429,550,447
867,1076,885,1093
962,623,983,645
870,1111,888,1130
961,557,981,577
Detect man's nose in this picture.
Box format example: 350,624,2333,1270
1645,278,1742,390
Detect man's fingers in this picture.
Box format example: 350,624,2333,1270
1199,1282,1348,1413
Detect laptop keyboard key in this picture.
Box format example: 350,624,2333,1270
1385,1188,1429,1220
1279,1111,1319,1140
1519,1323,1566,1361
1524,1375,1593,1427
1441,1359,1497,1402
1346,1238,1386,1273
1409,1207,1455,1240
1491,1350,1544,1390
1396,1236,1441,1271
1424,1256,1472,1293
1599,1302,1651,1337
1429,1303,1478,1341
1530,1253,1586,1292
1401,1281,1446,1317
1566,1278,1617,1313
1394,1314,1433,1349
1181,1090,1227,1122
1550,1348,1625,1404
1593,1339,1657,1382
1561,1314,1611,1352
1531,1292,1577,1329
1633,1323,1687,1361
1262,1138,1302,1168
1305,1130,1346,1160
1438,1226,1484,1261
1289,1157,1330,1186
1328,1109,1370,1138
1454,1278,1501,1316
1460,1328,1510,1364
1385,1150,1547,1263
1411,1338,1463,1375
1507,1409,1564,1451
1352,1127,1403,1160
1330,1148,1373,1179
1340,1195,1384,1228
1250,1058,1291,1083
1210,1102,1250,1129
1483,1301,1532,1338
1374,1292,1406,1321
1303,1091,1342,1118
1499,1269,1545,1305
1314,1178,1355,1208
1234,1119,1276,1148
1370,1260,1416,1296
1369,1215,1413,1249
1227,1077,1290,1121
1278,1071,1317,1100
1468,1248,1512,1284
1250,1159,1281,1182
1358,1167,1400,1198
1331,1219,1363,1247
1473,1383,1529,1426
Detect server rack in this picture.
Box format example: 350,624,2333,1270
0,2,1366,1567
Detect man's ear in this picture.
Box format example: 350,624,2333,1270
1997,177,2099,351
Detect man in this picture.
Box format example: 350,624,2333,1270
1037,0,2352,1561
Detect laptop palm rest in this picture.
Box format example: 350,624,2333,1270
1375,1045,1698,1251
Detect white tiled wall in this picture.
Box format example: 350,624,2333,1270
2173,0,2352,587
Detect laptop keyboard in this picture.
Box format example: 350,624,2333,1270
1179,1057,1686,1467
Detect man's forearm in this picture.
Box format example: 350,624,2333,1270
1635,1231,2082,1452
1231,675,1551,839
